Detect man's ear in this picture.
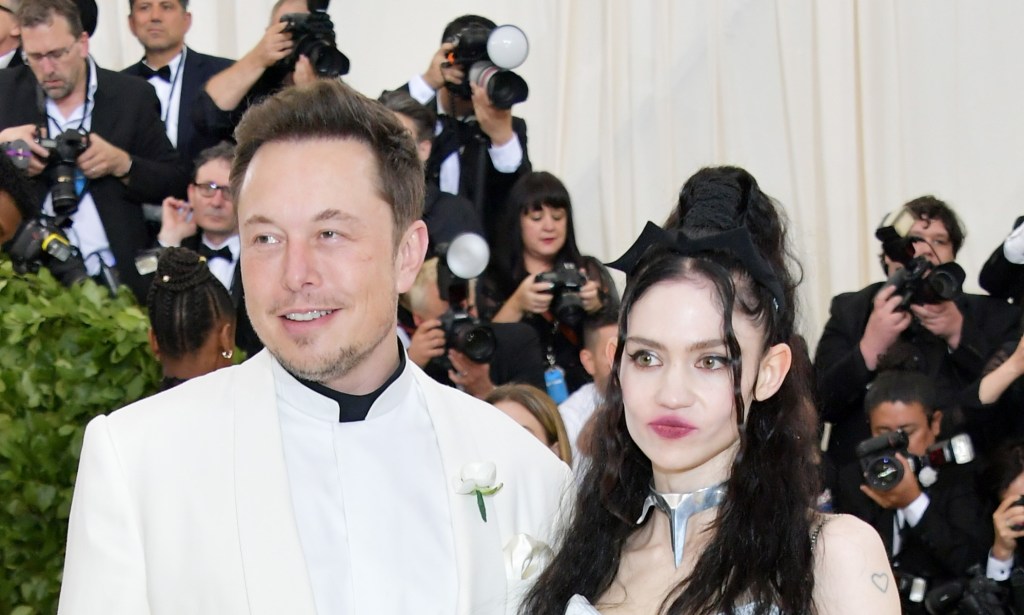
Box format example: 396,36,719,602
417,138,432,163
930,409,944,437
579,348,596,377
603,336,617,370
753,343,792,402
395,220,428,294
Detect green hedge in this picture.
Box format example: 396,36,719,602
0,257,160,615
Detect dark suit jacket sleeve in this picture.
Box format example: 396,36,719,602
813,290,875,424
906,466,993,578
113,79,189,203
980,216,1024,302
489,322,546,390
948,296,1023,379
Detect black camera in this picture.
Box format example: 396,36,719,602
37,127,90,214
278,0,350,78
444,23,529,109
536,262,587,327
6,216,89,287
876,216,966,310
436,233,495,364
856,430,975,492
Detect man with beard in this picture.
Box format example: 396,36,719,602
58,79,570,615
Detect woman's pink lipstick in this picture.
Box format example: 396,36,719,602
649,417,695,439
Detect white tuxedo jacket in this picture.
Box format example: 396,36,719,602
57,351,570,615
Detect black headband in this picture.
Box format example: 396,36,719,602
606,221,786,312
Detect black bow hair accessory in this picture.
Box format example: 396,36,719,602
606,221,786,312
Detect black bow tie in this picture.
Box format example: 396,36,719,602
140,64,172,83
199,244,233,263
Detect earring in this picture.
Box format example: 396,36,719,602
221,349,234,360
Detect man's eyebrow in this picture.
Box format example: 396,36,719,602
243,209,361,227
242,214,274,227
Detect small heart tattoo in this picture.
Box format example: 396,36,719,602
871,573,889,592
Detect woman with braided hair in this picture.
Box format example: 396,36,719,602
521,167,898,615
146,246,236,391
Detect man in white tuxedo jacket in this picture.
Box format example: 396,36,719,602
58,79,571,615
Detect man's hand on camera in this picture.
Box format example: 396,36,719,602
448,349,494,399
157,196,196,247
860,453,923,510
408,319,446,367
470,83,515,147
77,133,131,180
860,284,913,370
250,20,294,68
911,300,964,349
424,42,458,91
0,124,48,176
991,493,1024,561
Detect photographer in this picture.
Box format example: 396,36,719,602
194,0,346,144
815,196,1022,472
835,348,991,614
399,14,531,244
0,0,187,301
476,171,615,399
401,256,546,399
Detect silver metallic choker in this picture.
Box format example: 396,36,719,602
636,482,727,568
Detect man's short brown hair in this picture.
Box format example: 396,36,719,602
17,0,83,38
230,80,424,247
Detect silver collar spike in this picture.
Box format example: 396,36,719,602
636,482,727,568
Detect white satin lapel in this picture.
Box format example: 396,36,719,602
233,351,317,615
414,368,509,615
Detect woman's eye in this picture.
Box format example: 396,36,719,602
698,355,728,370
627,350,660,368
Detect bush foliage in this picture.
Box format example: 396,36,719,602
0,258,160,614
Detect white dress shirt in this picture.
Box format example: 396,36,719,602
274,353,459,614
0,47,16,68
200,233,239,291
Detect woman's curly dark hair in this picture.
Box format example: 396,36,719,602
521,167,820,615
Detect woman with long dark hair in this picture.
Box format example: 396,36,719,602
520,167,897,614
477,171,617,397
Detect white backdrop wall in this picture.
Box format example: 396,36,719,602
86,0,1024,351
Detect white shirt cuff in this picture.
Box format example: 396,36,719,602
988,551,1015,581
488,132,523,173
407,74,436,106
1004,222,1024,265
901,492,930,527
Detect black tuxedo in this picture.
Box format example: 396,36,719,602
122,47,233,165
0,63,189,301
2,45,23,68
179,233,262,358
836,462,991,613
814,281,1022,468
980,216,1024,304
398,82,530,245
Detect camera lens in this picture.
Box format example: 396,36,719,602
865,455,904,491
551,292,584,327
304,40,349,78
451,320,496,363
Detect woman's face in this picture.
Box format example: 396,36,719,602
619,277,766,492
520,204,567,264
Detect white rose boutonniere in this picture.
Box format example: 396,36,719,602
455,461,504,522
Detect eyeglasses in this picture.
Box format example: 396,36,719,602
22,42,77,65
192,181,233,199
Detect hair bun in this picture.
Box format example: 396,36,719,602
151,247,216,294
677,166,761,236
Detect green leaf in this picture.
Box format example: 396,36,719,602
476,490,487,522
